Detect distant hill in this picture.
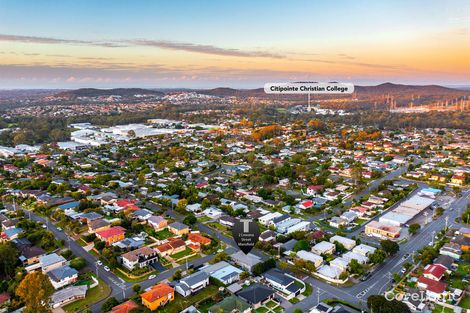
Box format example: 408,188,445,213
196,83,465,98
54,88,164,99
49,83,468,100
353,82,459,95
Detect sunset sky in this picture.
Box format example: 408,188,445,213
1,0,470,88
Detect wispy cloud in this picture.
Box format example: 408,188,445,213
0,33,283,58
130,39,284,58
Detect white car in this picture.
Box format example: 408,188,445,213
148,274,156,279
400,267,406,274
97,260,102,266
104,266,110,272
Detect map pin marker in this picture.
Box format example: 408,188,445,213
232,218,260,254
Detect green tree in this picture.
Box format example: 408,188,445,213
408,223,420,235
369,249,387,264
293,240,309,252
380,239,399,255
0,243,18,279
100,297,119,313
70,257,87,270
16,271,54,313
172,269,182,281
183,214,197,225
132,284,141,293
367,295,411,313
349,259,365,275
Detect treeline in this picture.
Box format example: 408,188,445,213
0,117,69,146
328,110,470,129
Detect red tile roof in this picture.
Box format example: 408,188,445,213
423,264,446,280
141,283,174,303
109,300,138,313
96,226,125,239
418,276,447,294
188,232,211,245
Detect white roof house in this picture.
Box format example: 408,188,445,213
343,251,369,264
259,212,283,226
330,257,349,271
329,235,356,250
353,244,377,256
296,250,323,268
311,241,335,255
316,265,343,280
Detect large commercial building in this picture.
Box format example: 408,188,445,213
379,195,434,226
365,221,401,239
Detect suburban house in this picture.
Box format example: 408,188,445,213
259,230,277,243
121,246,159,270
187,232,211,247
352,244,377,256
305,185,323,196
439,242,461,259
231,251,263,272
311,241,336,255
167,222,189,235
148,216,168,231
207,295,250,313
263,268,302,298
141,283,175,311
87,219,111,233
296,250,323,268
109,300,139,313
50,285,88,308
219,215,236,227
174,271,209,297
155,238,186,257
237,284,275,309
200,261,243,285
417,276,448,301
39,253,67,273
433,255,454,270
423,264,446,281
95,226,126,246
19,245,46,265
329,235,356,250
47,265,79,289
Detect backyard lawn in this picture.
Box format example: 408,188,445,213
153,228,173,240
432,305,454,313
459,296,470,309
63,278,110,312
171,247,195,260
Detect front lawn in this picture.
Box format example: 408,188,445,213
63,278,111,312
265,300,278,308
289,298,300,304
157,285,219,313
255,307,269,313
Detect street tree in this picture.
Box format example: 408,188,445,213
16,271,54,313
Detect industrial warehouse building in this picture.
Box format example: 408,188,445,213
379,195,434,226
